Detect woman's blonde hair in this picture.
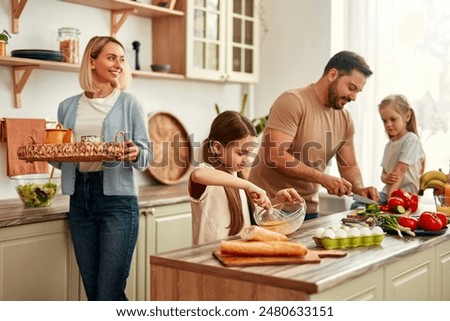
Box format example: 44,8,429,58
79,36,131,93
201,111,258,236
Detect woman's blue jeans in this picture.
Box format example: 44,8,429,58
69,170,139,301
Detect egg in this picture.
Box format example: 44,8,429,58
347,227,361,237
371,226,384,235
314,227,325,238
322,228,336,239
335,229,348,239
360,227,372,236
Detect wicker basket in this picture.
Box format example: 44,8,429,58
17,131,125,162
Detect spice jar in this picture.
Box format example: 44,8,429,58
58,27,80,64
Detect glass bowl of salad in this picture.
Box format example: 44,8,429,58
10,174,61,207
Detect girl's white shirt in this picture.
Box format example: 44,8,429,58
381,131,425,194
190,163,251,245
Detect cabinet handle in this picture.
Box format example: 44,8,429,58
141,208,155,216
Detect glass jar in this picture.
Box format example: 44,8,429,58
58,27,80,64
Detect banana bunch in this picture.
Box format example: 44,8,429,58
418,170,449,195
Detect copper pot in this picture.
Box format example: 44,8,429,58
44,123,74,144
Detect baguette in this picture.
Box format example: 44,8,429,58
240,225,288,242
220,240,308,257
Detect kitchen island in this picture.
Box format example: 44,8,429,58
150,211,450,301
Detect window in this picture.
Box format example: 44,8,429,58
331,0,450,197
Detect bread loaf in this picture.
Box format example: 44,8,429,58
220,240,308,257
240,225,288,242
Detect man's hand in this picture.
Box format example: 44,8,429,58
321,174,353,197
353,186,380,203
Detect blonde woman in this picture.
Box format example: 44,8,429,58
51,36,151,300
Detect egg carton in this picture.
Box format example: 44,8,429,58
313,234,384,250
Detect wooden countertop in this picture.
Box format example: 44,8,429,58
0,182,190,228
150,211,450,296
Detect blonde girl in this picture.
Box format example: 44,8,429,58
379,94,425,200
189,111,302,245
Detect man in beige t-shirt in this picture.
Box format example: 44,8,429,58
249,51,380,219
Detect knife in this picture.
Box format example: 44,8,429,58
351,193,378,205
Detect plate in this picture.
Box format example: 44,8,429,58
413,226,447,236
384,226,447,236
11,49,64,62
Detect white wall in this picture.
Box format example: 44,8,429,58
254,0,331,117
0,0,251,200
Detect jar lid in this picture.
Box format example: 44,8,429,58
58,27,81,35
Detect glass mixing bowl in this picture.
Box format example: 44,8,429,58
253,200,307,235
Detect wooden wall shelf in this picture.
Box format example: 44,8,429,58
61,0,184,19
0,56,184,107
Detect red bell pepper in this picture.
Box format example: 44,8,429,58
391,189,419,212
398,216,419,231
409,194,419,212
387,196,405,209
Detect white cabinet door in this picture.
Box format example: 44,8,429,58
384,247,435,300
0,220,79,300
310,269,383,301
186,0,259,83
225,0,260,83
436,240,450,300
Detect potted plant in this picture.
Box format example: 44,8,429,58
0,29,12,57
215,93,268,135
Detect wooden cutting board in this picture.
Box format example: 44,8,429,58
212,249,347,267
147,112,192,185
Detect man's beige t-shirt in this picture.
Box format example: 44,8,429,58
248,85,355,213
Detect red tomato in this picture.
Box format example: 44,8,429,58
387,196,405,210
380,204,390,212
419,211,443,231
398,216,419,231
436,212,448,228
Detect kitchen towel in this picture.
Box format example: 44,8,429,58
4,118,48,176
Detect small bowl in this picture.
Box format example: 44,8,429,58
151,64,171,73
434,194,450,215
81,135,100,143
11,174,61,207
253,200,306,235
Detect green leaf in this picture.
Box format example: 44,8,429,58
0,29,11,44
239,93,248,114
